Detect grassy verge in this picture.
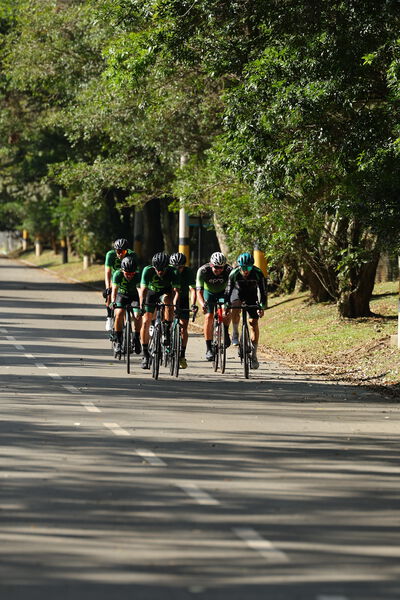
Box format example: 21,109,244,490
14,249,104,289
10,248,400,394
260,282,400,393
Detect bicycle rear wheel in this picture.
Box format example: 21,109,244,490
242,323,251,379
220,325,226,374
169,322,176,376
212,321,220,372
173,322,182,377
125,314,132,374
151,326,161,380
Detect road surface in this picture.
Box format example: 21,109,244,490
0,257,399,599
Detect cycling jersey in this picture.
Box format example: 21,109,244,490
105,249,138,273
225,266,267,309
141,265,180,292
196,263,232,294
112,269,141,296
174,266,196,296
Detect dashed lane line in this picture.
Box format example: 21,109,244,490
80,401,101,413
103,422,131,437
135,448,167,466
35,362,47,369
175,482,220,506
48,373,62,379
233,527,289,563
62,384,81,394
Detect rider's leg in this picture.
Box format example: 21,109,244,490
230,299,241,345
249,317,260,368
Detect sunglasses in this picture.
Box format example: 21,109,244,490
212,265,224,270
241,266,253,271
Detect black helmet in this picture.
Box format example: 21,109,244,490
152,252,170,270
121,256,137,272
170,252,186,267
114,238,129,251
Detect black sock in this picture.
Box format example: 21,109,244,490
143,344,149,357
116,331,123,343
181,346,186,358
206,340,212,351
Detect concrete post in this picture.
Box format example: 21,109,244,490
178,153,190,264
34,237,42,257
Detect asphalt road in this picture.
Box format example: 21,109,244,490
0,256,399,600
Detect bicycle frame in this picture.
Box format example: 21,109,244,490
212,300,227,374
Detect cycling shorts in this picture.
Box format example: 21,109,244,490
203,289,226,314
177,295,190,321
143,288,172,313
229,289,259,319
115,293,141,313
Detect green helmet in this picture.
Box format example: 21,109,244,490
237,252,254,268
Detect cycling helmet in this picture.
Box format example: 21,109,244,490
121,256,137,272
152,252,170,270
210,251,226,266
170,252,186,267
114,238,129,251
237,252,254,268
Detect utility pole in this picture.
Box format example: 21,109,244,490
178,154,190,264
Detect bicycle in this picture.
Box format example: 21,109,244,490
121,305,135,374
169,306,198,378
148,303,173,380
210,299,227,374
237,303,261,379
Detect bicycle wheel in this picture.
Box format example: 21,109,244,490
173,322,182,377
169,322,176,376
212,321,220,372
242,323,251,379
151,325,161,380
125,313,132,374
220,325,227,374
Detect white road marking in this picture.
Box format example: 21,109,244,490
48,373,62,379
62,385,81,394
80,401,101,413
6,335,16,341
135,448,167,466
14,344,25,351
35,363,47,369
25,353,35,359
0,328,8,334
233,527,289,563
317,596,348,600
176,482,220,505
103,422,130,437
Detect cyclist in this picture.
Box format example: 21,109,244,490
170,252,197,369
110,255,142,355
104,238,137,331
196,251,232,361
139,252,180,369
225,252,267,369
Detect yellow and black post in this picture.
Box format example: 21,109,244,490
253,244,267,277
179,207,190,265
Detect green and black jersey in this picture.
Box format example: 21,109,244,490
225,266,267,308
174,266,196,297
112,269,141,296
195,263,232,294
105,249,138,274
140,265,180,292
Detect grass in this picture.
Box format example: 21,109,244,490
10,247,400,395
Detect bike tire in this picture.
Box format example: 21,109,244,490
169,323,176,376
151,326,161,380
220,325,226,374
242,323,251,379
212,321,219,372
173,322,182,378
125,314,132,375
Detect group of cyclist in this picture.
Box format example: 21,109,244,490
103,238,267,371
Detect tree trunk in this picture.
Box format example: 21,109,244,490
298,266,333,302
337,253,380,317
142,198,163,263
213,215,229,255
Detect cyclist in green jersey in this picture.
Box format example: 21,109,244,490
104,238,137,331
170,252,197,369
139,252,180,369
225,252,267,369
110,255,142,355
196,251,232,361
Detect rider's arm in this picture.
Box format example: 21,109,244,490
195,267,206,309
257,269,268,310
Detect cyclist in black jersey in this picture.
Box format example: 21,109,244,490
225,252,267,369
170,252,197,369
104,238,137,331
110,255,142,355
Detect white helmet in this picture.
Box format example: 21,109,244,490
210,252,226,266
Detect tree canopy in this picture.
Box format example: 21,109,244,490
1,0,400,316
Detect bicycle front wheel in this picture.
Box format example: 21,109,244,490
220,325,226,374
212,321,220,372
151,326,161,380
125,314,132,374
242,323,251,379
173,322,182,377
